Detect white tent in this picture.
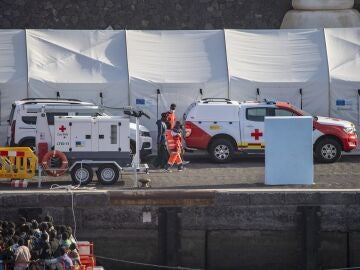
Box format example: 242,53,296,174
225,29,329,116
126,30,229,140
325,28,360,131
0,30,27,145
26,30,129,111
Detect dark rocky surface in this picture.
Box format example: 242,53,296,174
0,0,310,30
0,0,356,30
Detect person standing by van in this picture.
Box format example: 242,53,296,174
164,121,184,172
166,103,176,129
154,113,169,168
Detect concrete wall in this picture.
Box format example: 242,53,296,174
1,190,360,269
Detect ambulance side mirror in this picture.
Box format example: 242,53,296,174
358,89,360,96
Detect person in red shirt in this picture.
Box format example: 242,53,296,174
166,103,176,129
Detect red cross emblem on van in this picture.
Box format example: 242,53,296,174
59,125,66,132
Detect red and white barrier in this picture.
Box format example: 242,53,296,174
10,180,28,188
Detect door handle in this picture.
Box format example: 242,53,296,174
246,125,254,128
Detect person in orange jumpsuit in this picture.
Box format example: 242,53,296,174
164,121,184,172
166,103,176,129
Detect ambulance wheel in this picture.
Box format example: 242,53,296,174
209,138,234,163
97,165,119,185
314,138,341,163
71,164,93,185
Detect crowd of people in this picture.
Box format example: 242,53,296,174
154,103,189,172
0,216,81,270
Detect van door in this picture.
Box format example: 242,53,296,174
69,120,92,152
241,107,270,150
98,120,119,152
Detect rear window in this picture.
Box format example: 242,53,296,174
22,116,37,125
47,113,68,125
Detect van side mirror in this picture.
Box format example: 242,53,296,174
358,89,360,96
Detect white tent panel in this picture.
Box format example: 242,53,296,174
127,30,229,139
225,29,329,116
26,30,129,110
325,27,360,154
325,28,360,129
0,30,27,145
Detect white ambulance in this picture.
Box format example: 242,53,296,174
183,98,358,163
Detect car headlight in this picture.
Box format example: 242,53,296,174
343,127,355,134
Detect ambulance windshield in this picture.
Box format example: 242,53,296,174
290,105,317,119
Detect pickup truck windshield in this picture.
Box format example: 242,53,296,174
289,105,313,118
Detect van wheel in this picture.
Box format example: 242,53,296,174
209,138,234,163
314,138,341,163
19,139,35,151
97,164,119,185
71,164,93,185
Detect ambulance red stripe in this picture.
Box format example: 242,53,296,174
185,121,212,149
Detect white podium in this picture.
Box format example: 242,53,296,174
265,116,314,185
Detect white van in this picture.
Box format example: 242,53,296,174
7,98,152,158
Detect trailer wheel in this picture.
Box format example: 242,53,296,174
71,164,93,185
97,164,119,185
209,138,234,163
314,138,342,163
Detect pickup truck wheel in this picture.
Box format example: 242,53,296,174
71,164,93,185
209,138,234,163
315,138,341,163
97,164,119,185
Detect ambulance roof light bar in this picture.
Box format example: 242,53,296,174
263,99,276,105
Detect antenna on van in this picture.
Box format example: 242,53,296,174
56,92,60,100
256,88,260,101
99,92,103,106
199,88,203,99
299,88,303,109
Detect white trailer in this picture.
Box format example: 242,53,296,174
53,115,132,185
36,107,150,186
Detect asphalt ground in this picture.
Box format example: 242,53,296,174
0,152,359,190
